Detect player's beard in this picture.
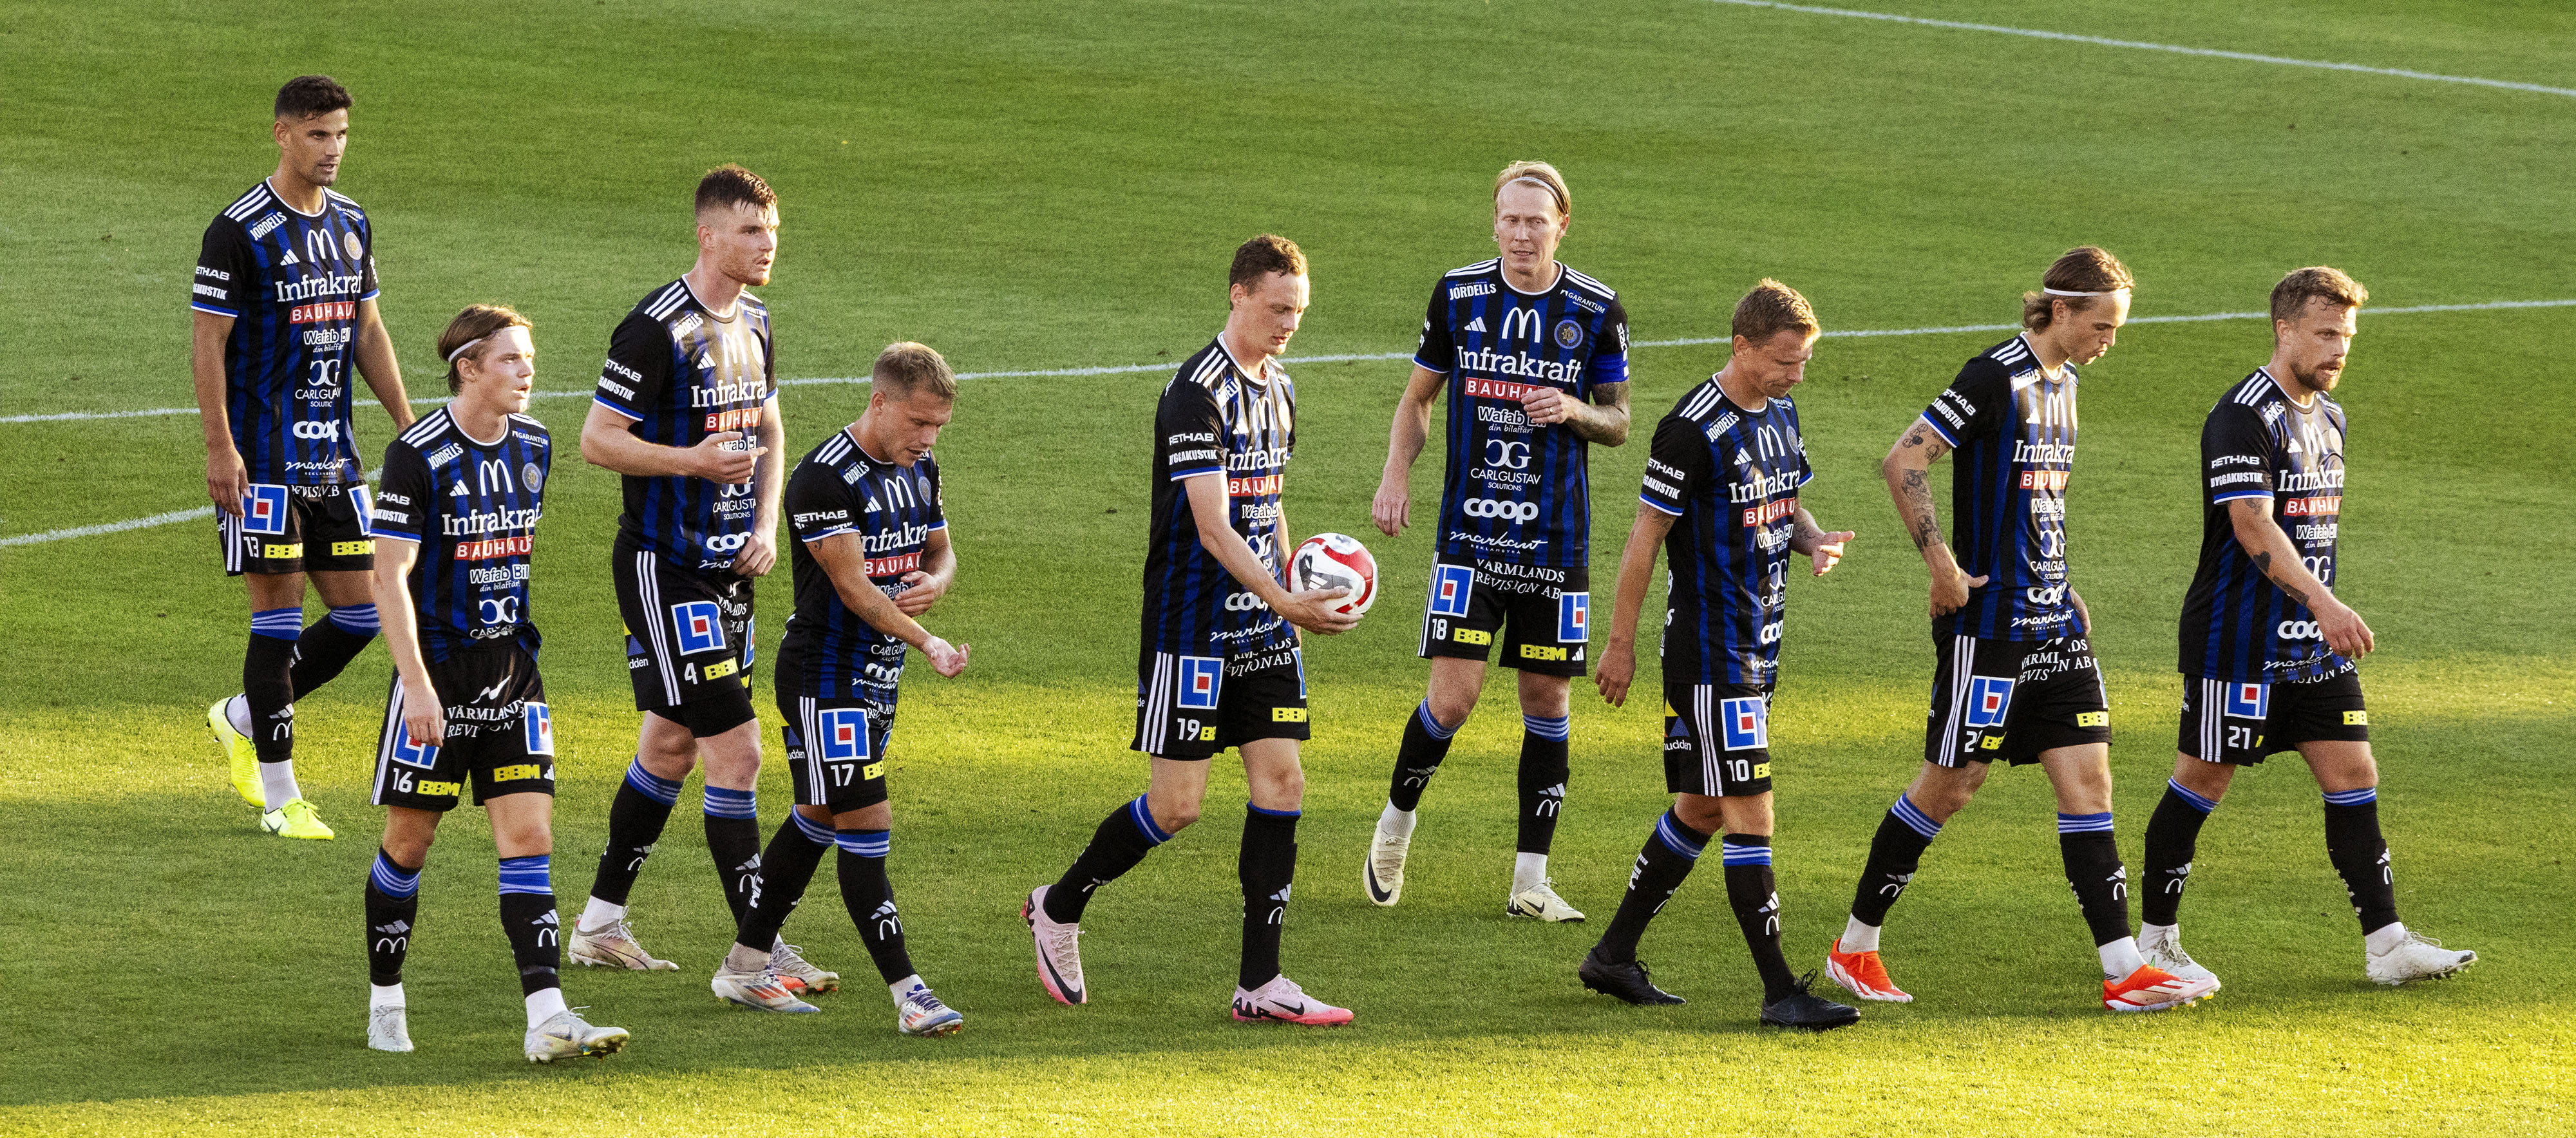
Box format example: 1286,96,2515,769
2289,360,2340,395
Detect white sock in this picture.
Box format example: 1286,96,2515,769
1511,852,1548,896
1378,802,1417,839
225,694,254,735
525,987,567,1029
370,982,405,1008
2139,921,2178,947
258,760,302,811
723,942,770,973
889,972,925,1005
2365,922,2409,955
1840,915,1881,953
2098,935,2146,979
577,896,625,933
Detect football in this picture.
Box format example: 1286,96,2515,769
1291,532,1378,617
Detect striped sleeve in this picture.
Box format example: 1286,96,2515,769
1157,382,1225,482
592,311,665,421
2202,403,2277,504
1638,414,1705,516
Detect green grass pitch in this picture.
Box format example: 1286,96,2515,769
3,0,2571,1133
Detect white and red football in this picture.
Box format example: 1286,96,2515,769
1291,532,1378,618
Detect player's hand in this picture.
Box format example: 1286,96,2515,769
2315,597,2375,658
920,636,971,677
1594,642,1637,708
208,450,249,518
1371,475,1410,537
1519,385,1575,427
2069,587,2092,633
1929,565,1987,617
1806,531,1855,576
688,431,764,484
1278,587,1359,636
399,678,446,759
730,527,777,578
891,570,947,616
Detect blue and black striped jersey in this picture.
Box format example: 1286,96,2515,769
1641,378,1814,686
592,278,777,573
370,408,550,662
1141,338,1296,658
192,180,382,486
1414,260,1630,569
776,428,947,700
1915,336,2082,641
2179,368,2349,683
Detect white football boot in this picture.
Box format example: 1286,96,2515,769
1506,878,1586,922
1023,886,1087,1005
1362,822,1410,906
770,939,839,994
524,1007,630,1062
366,1004,413,1053
567,916,679,971
2366,929,2477,985
2137,925,2222,994
711,965,819,1013
896,984,965,1036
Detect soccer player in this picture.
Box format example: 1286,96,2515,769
362,305,629,1061
710,343,974,1036
1820,247,2219,1013
1364,161,1632,921
1023,235,1361,1025
2138,267,2477,988
196,75,415,840
564,166,797,976
1582,281,1860,1030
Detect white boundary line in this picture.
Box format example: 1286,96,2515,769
1701,0,2576,99
3,297,2570,548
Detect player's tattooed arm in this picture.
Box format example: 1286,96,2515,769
1885,417,1982,614
1789,507,1854,576
1517,381,1629,444
2229,497,2373,656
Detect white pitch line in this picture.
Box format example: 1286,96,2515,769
1701,0,2576,99
5,297,2571,548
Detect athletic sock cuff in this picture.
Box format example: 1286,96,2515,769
703,786,757,819
1889,795,1943,839
1653,810,1709,858
1416,701,1459,741
622,758,683,806
2322,787,2379,807
790,810,837,846
2165,779,2219,814
250,607,304,641
1719,834,1774,866
370,850,421,898
1521,714,1571,742
497,855,552,896
1125,795,1173,845
834,829,891,858
2056,811,2116,835
325,603,381,634
1248,803,1302,819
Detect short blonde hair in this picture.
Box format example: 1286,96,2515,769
1734,279,1819,343
1493,160,1570,217
873,341,956,401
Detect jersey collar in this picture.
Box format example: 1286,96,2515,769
1213,334,1274,388
1498,261,1564,298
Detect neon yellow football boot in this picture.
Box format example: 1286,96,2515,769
208,696,263,807
260,798,335,840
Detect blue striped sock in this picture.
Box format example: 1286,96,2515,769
497,855,551,896
326,603,379,635
1522,714,1571,742
1416,701,1459,741
2056,811,2116,835
834,829,891,858
1125,795,1172,845
2166,779,2219,814
1890,795,1944,839
250,607,303,641
1249,803,1302,819
370,850,421,899
1719,836,1774,866
1653,810,1708,858
703,786,757,820
2322,786,2378,807
791,810,837,845
622,758,682,806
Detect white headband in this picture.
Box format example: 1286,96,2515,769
444,336,488,364
2042,287,2131,298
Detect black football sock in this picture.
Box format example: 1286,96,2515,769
288,603,377,697
1238,805,1300,992
1849,795,1942,927
2322,788,2400,935
736,810,835,951
1721,835,1799,1003
2057,813,2133,948
365,849,421,986
1517,714,1571,855
587,758,681,909
837,830,916,985
1387,701,1459,811
2141,779,2219,927
243,611,301,764
702,786,763,927
497,857,563,996
1591,809,1705,965
1045,795,1170,924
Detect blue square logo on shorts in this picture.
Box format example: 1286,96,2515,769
819,707,871,761
1721,696,1768,751
243,484,289,536
1430,564,1475,618
2224,683,2269,719
522,703,554,756
1558,592,1591,643
1177,655,1224,710
392,728,440,770
672,601,726,655
1964,676,2016,728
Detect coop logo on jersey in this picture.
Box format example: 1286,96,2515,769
1721,696,1769,751
1177,656,1224,710
2224,683,2269,720
390,727,440,770
522,703,555,756
672,601,726,654
1430,564,1475,618
1558,592,1590,643
1964,676,2016,728
819,707,872,761
242,484,290,536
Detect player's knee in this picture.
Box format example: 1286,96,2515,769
1153,801,1202,833
383,830,433,866
1672,793,1730,834
1254,767,1307,808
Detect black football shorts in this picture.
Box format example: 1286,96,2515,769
1417,556,1591,677
614,538,757,735
1923,632,2111,767
222,482,375,576
372,643,554,811
2178,663,2369,766
1663,679,1776,797
1133,643,1309,760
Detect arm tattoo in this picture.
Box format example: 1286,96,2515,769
2249,550,2313,608
1899,468,1943,550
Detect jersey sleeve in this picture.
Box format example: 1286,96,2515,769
370,441,433,542
924,459,948,532
785,459,857,545
1412,281,1454,374
1156,383,1226,482
1638,413,1711,517
1589,296,1631,388
593,311,670,421
2202,403,2278,505
1917,357,2009,446
357,216,381,302
191,219,256,318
